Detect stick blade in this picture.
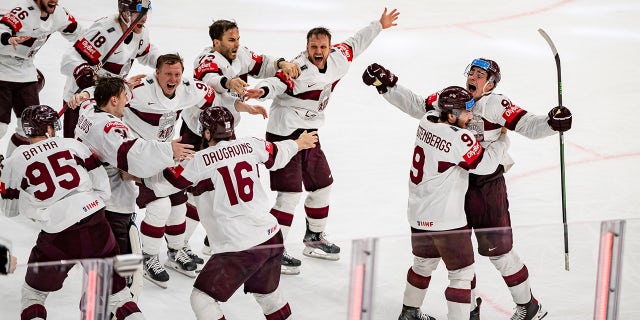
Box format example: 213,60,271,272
538,28,559,56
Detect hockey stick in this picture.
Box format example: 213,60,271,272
59,0,151,116
538,28,569,271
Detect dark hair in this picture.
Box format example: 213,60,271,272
94,76,126,107
156,53,184,71
306,27,331,43
208,20,238,41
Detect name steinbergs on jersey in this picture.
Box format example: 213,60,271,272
22,141,59,160
202,142,254,166
416,126,451,152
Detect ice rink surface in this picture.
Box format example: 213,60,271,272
1,0,639,319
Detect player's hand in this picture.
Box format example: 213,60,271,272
73,64,96,90
67,91,91,110
379,7,400,29
547,106,572,132
226,77,249,95
171,137,196,161
280,61,301,79
243,88,265,100
295,130,318,150
246,105,268,119
126,74,145,89
8,35,30,50
362,63,398,94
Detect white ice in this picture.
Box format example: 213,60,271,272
1,0,639,319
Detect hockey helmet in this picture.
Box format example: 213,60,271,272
21,105,61,137
438,86,475,113
118,0,150,13
464,58,501,86
199,106,234,139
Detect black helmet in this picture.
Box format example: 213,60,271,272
199,106,234,139
21,105,61,137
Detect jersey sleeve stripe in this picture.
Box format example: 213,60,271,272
116,139,138,172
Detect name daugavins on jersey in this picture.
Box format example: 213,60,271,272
416,126,451,152
202,142,254,165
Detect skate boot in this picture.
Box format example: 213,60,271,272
302,223,340,261
165,247,197,278
511,296,547,320
398,305,436,320
470,297,482,320
183,243,205,273
202,236,213,256
281,250,301,275
143,253,169,289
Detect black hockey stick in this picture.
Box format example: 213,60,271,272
60,0,151,116
538,28,569,271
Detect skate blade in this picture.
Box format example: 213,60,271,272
165,261,197,278
281,265,300,275
302,247,340,261
535,306,548,319
143,273,168,289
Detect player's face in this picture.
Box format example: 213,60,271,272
129,11,148,34
156,63,183,97
466,66,492,99
306,34,330,69
113,88,129,118
215,28,240,61
37,0,58,15
456,110,474,128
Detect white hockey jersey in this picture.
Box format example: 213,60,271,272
60,14,160,101
408,119,509,231
75,102,175,213
383,85,555,171
255,20,382,136
123,74,216,142
0,137,110,233
0,1,82,82
143,137,299,253
193,45,279,95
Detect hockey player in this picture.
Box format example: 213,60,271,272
244,7,400,274
141,106,318,320
190,18,299,258
0,105,144,319
363,60,572,320
124,53,264,287
60,0,157,138
1,0,83,156
74,76,195,297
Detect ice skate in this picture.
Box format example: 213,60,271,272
165,247,197,278
281,250,301,275
143,254,169,289
470,297,482,320
183,243,205,273
398,305,436,320
201,236,213,256
511,296,547,320
302,224,340,261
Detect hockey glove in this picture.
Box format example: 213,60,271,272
547,106,572,132
362,63,398,94
73,64,96,90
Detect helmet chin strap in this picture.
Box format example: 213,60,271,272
481,76,496,96
119,11,132,28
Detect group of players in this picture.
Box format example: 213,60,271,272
0,0,572,319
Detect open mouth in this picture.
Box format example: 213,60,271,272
467,83,477,93
167,83,176,90
314,56,323,64
46,2,57,10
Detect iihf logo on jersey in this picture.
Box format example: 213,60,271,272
82,200,101,212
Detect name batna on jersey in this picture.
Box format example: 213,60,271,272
20,140,60,160
202,142,254,165
463,140,483,164
416,126,451,152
